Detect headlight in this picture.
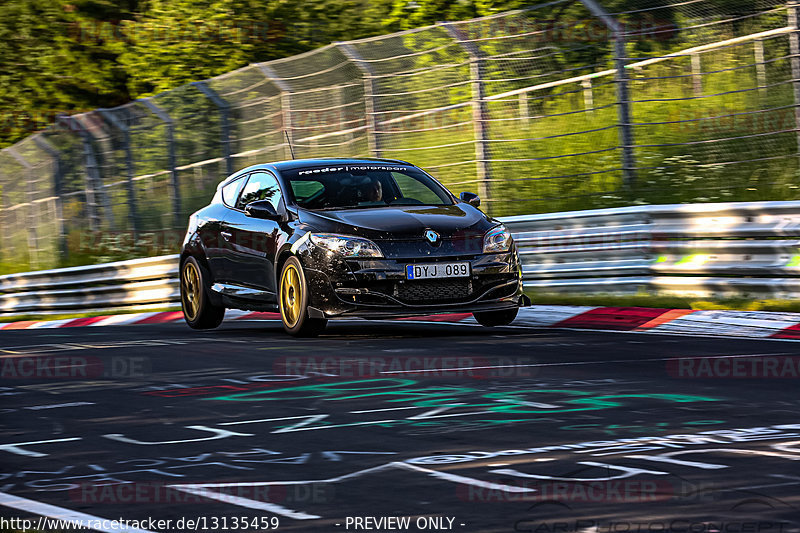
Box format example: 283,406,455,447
483,225,512,253
310,233,384,258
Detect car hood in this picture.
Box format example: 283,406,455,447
297,204,493,241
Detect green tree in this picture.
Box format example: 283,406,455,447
0,0,136,147
112,0,395,97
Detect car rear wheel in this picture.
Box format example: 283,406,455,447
473,307,518,327
181,256,225,329
279,256,327,337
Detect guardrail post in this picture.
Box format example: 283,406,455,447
579,0,637,189
336,84,354,145
615,33,637,190
754,39,767,96
788,1,800,161
97,109,141,237
33,134,69,260
518,93,529,124
258,65,295,160
192,81,234,176
690,53,702,96
56,115,102,232
581,79,594,111
139,99,182,229
442,23,493,209
336,43,382,158
74,115,116,230
6,147,40,269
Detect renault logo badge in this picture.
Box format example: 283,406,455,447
424,229,440,245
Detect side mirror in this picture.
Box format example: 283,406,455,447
245,200,281,220
459,192,481,208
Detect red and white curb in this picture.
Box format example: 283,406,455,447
512,306,800,340
0,309,270,330
0,310,481,331
1,306,800,340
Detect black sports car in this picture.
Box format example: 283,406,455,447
180,158,529,336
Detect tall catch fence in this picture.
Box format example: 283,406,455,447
0,0,797,274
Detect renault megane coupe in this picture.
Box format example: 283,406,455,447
180,158,529,336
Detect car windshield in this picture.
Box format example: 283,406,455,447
281,164,454,210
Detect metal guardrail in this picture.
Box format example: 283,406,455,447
0,255,179,316
504,200,800,299
2,201,800,316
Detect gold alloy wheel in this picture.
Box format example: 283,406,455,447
280,263,302,328
181,261,201,322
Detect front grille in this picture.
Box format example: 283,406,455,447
394,279,473,303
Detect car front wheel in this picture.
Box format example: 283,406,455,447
181,256,225,329
279,256,327,337
473,307,518,327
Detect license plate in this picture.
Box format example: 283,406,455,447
406,262,470,280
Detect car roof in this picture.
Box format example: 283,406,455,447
271,157,413,171
217,158,417,190
228,157,413,178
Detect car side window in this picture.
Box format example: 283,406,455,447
221,177,245,207
237,171,283,210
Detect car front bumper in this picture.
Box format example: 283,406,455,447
300,245,527,319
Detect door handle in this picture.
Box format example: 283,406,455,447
220,231,232,240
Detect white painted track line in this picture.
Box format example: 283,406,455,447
0,491,156,532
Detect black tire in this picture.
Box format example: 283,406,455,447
473,307,518,327
279,256,327,337
180,256,225,330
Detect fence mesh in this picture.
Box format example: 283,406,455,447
0,0,797,273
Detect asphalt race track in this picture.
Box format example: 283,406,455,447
1,319,799,533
